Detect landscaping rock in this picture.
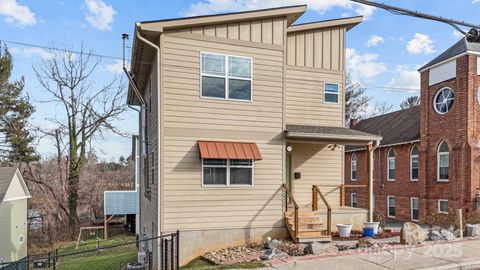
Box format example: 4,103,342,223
441,229,456,241
428,228,456,241
304,242,338,255
260,249,275,260
428,230,443,241
400,222,426,245
465,224,480,237
264,238,281,250
356,237,375,248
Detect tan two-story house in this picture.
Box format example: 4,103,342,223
126,5,381,266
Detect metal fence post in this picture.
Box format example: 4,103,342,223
176,231,180,270
53,249,58,270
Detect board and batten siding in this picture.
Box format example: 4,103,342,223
168,17,286,46
291,143,343,208
286,28,345,71
429,59,456,86
285,66,344,127
161,32,285,231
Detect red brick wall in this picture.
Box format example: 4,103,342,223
345,54,480,223
420,55,479,216
345,143,421,221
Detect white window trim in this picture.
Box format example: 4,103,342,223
387,149,395,181
433,87,454,115
351,153,357,181
437,141,449,182
201,159,254,188
410,146,419,182
410,197,419,222
438,199,449,214
351,193,357,207
200,52,253,102
324,82,340,104
387,195,396,218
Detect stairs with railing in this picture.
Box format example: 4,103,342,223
281,184,332,243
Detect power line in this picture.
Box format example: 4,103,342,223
0,39,127,61
363,85,420,93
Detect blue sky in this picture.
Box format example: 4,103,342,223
0,0,479,160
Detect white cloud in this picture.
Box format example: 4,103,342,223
346,48,387,79
10,47,54,60
0,0,36,27
385,66,420,92
105,59,125,74
451,30,464,40
473,0,480,3
367,35,384,47
84,0,116,31
407,33,435,54
183,0,375,19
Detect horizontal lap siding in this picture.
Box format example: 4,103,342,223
163,136,283,230
286,66,344,126
291,143,342,207
162,33,284,231
172,18,285,46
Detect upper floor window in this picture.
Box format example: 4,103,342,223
200,52,252,101
434,87,454,114
351,153,357,181
387,148,395,181
324,83,339,103
437,140,449,181
410,145,419,181
202,159,253,186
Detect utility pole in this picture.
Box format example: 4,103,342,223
350,0,480,42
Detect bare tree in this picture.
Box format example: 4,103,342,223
400,96,420,109
33,44,127,227
345,73,370,126
365,101,394,118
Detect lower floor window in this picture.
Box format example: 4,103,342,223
203,159,253,186
411,197,419,221
438,199,448,214
388,196,396,217
351,193,357,207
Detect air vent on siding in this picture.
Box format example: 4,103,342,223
429,59,456,86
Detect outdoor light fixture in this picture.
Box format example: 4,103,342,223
286,145,293,152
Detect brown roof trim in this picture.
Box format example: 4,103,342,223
287,16,363,33
139,5,307,32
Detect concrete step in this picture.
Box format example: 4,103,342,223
296,231,332,243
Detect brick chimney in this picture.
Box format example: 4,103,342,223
349,119,358,128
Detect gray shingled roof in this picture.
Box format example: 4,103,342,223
419,38,480,71
346,106,420,151
0,167,17,202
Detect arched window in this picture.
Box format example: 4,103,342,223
387,148,395,181
437,141,449,181
410,146,419,181
351,153,357,181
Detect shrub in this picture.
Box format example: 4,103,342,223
373,210,386,228
424,210,460,230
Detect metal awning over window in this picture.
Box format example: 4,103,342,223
198,141,262,160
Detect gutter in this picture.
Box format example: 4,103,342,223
368,139,380,222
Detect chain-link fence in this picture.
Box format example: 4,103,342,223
0,232,179,270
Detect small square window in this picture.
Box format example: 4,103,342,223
438,200,448,213
324,83,339,103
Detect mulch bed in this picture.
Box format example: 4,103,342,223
331,229,400,241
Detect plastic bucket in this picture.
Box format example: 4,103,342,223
364,222,380,234
363,227,375,238
337,224,353,237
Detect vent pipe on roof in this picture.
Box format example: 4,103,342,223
122,33,146,106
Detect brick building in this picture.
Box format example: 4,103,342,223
344,38,480,222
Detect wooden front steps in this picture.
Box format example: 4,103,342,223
285,210,332,243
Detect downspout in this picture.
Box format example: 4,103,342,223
135,26,161,237
369,139,380,222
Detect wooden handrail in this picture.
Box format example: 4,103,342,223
281,184,298,240
312,185,332,235
340,184,367,206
